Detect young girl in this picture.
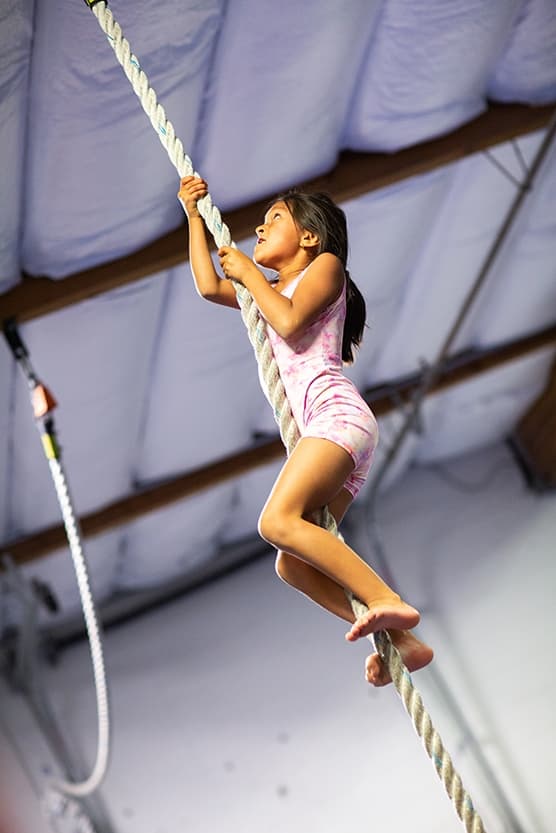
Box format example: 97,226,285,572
178,176,433,686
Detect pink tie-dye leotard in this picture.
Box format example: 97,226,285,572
263,266,379,499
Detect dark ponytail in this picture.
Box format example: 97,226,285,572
273,191,367,364
343,269,366,364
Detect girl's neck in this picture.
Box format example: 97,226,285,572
278,266,305,281
278,254,315,282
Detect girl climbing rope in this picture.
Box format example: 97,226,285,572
178,176,433,686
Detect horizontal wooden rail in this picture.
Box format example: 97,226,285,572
1,102,553,323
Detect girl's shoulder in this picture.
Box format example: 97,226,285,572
292,254,345,309
309,251,343,270
302,252,345,291
273,254,344,297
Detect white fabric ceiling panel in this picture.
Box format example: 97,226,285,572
488,0,556,103
0,0,33,292
344,0,521,152
135,261,264,482
465,132,556,347
414,349,555,464
21,0,223,278
16,529,122,627
116,483,234,590
7,277,166,537
371,134,544,382
220,458,284,545
474,225,556,346
194,0,381,210
341,167,453,389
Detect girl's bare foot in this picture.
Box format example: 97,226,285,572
345,599,420,642
365,629,434,686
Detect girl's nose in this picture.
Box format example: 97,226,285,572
255,224,264,237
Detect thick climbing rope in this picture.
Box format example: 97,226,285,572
82,3,486,830
3,321,110,806
44,455,110,799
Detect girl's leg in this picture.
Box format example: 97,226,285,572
258,437,419,639
276,551,355,620
275,487,356,622
275,491,434,686
277,553,433,684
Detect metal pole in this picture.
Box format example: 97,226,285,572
366,110,556,506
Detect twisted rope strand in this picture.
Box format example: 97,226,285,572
354,598,485,833
47,457,110,798
85,5,487,830
90,4,301,455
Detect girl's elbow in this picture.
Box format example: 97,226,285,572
280,319,303,339
196,285,217,303
273,322,294,339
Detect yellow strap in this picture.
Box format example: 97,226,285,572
41,433,59,461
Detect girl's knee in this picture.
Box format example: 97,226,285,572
258,505,293,550
258,506,278,546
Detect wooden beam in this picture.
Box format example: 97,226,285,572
4,321,555,566
1,102,553,323
4,440,285,567
510,355,556,491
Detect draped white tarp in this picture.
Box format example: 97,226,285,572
195,0,383,209
0,0,33,292
21,0,224,278
344,0,523,151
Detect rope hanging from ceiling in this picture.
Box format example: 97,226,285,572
3,319,110,828
82,2,486,830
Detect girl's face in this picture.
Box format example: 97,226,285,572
253,201,303,270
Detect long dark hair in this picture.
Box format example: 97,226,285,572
273,191,366,363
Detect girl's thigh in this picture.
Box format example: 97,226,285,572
264,437,355,518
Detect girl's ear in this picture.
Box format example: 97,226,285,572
300,229,319,249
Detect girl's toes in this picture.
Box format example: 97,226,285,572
346,623,360,641
346,613,374,641
365,654,380,683
365,653,393,687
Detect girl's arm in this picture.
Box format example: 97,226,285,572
178,177,239,309
219,249,344,338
